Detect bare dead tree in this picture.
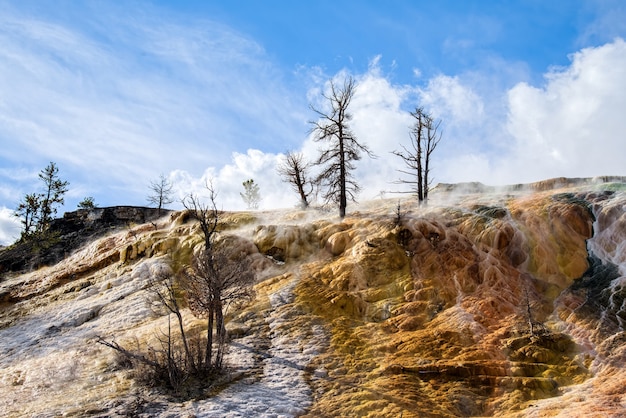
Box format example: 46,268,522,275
393,109,425,201
393,108,441,205
310,76,374,218
149,266,196,373
181,181,219,253
277,151,314,208
181,245,255,369
99,182,256,392
97,264,197,392
181,180,255,369
148,174,175,215
423,115,442,202
180,181,220,368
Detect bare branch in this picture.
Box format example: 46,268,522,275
277,151,314,208
96,337,160,369
182,180,219,252
309,76,375,217
147,173,174,215
393,107,442,204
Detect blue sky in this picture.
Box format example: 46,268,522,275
1,0,626,245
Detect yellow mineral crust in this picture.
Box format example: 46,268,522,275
1,184,624,417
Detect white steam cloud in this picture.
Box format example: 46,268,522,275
173,39,626,214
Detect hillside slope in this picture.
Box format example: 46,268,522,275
0,178,625,417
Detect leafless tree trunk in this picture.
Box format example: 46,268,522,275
393,108,441,205
214,298,226,368
99,182,256,392
181,248,216,369
310,76,374,218
423,116,441,202
149,266,197,373
181,244,255,370
181,181,255,370
147,173,174,216
277,151,313,208
182,183,219,370
182,181,219,253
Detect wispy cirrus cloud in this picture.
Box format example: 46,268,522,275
0,1,305,209
1,2,625,246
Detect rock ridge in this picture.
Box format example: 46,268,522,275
0,206,169,274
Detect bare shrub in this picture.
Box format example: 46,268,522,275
99,181,256,396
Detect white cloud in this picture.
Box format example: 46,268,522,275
349,69,416,198
419,75,485,124
172,64,423,212
171,149,298,212
501,38,626,183
355,38,626,187
300,39,626,195
0,207,21,246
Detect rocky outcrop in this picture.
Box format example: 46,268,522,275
434,175,626,194
0,206,169,274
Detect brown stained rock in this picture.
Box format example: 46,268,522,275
509,195,594,289
325,230,352,256
294,189,614,417
253,224,318,261
4,182,625,418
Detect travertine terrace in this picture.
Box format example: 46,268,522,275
1,178,625,417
